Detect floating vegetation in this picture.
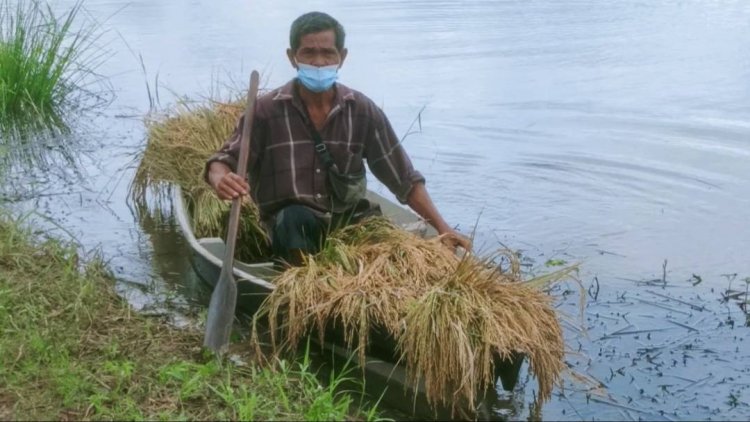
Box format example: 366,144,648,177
253,216,576,412
131,95,270,262
0,0,110,136
563,270,750,420
721,274,750,326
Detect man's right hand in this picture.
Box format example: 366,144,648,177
208,162,249,200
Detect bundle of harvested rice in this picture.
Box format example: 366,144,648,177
254,217,573,410
131,97,270,261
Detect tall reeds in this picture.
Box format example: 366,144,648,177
0,0,108,136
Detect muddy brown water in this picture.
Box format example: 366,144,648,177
3,0,749,419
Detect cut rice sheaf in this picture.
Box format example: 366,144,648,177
254,217,567,411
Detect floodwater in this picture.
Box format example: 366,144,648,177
3,0,750,420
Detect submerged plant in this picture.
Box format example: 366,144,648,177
0,0,109,136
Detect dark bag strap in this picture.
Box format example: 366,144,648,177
308,126,336,171
296,89,337,170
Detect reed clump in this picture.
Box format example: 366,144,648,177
0,0,108,136
132,96,270,261
254,216,572,411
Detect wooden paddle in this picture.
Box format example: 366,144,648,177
203,70,260,354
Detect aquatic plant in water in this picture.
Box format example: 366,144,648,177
0,0,109,136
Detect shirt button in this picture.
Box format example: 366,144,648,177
315,193,322,199
316,168,321,174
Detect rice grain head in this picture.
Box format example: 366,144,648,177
132,96,270,261
255,217,568,412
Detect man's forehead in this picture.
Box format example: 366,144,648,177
298,29,337,48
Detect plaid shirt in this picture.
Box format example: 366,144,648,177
205,79,425,221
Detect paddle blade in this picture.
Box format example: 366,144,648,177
203,70,258,354
203,268,238,354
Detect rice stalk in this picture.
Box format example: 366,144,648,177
131,95,270,261
254,217,571,411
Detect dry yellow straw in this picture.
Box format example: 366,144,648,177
254,217,568,411
132,97,270,261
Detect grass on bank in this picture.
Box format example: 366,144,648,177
0,215,376,421
0,0,108,136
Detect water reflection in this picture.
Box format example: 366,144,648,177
131,196,210,309
0,130,84,202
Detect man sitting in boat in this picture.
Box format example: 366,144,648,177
205,11,470,266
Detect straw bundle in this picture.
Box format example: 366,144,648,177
132,97,270,261
254,217,569,411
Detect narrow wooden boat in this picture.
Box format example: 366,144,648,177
172,185,524,418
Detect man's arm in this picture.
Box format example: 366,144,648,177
204,113,260,200
406,182,471,252
363,103,471,252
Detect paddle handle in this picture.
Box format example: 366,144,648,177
223,70,260,266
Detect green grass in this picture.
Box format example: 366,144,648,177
0,0,108,136
0,213,380,420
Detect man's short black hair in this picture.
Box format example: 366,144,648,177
289,12,345,53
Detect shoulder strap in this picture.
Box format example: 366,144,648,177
308,126,336,170
295,86,335,170
295,88,337,171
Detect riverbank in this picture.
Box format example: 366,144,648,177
0,215,375,420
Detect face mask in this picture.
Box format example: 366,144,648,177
296,62,339,93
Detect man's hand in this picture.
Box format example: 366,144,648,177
208,162,249,200
405,182,473,254
439,229,472,255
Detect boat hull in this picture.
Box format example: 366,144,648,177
173,187,525,418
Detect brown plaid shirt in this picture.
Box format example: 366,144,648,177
205,79,425,222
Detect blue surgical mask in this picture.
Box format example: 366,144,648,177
296,62,339,93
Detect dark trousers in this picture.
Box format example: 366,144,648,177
271,205,326,266
270,201,380,266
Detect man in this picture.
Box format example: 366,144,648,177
205,11,470,265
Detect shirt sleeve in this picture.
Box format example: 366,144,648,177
203,114,264,184
364,105,426,204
